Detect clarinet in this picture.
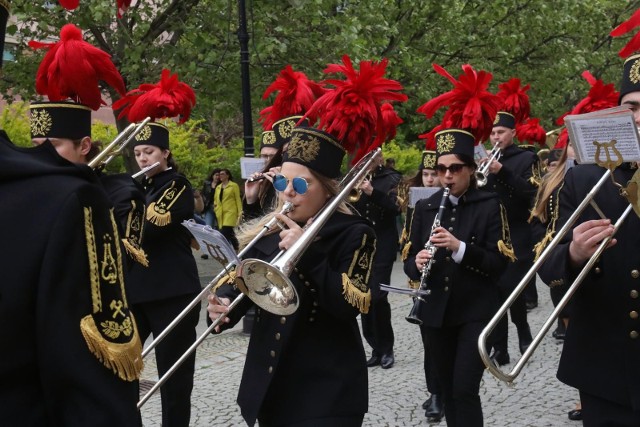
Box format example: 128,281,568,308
406,186,451,325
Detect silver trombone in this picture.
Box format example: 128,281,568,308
137,147,383,408
477,168,635,384
88,117,151,169
475,141,501,187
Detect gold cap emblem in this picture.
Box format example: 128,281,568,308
30,109,53,137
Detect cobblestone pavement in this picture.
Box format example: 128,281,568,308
139,252,579,426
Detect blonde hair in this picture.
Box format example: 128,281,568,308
236,168,352,249
529,146,569,223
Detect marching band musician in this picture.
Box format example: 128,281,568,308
409,63,514,427
482,79,539,366
207,55,406,427
400,146,445,422
353,150,403,370
0,19,142,425
536,18,640,424
115,70,200,427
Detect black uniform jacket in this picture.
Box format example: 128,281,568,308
128,169,200,303
215,211,376,426
352,165,402,264
484,144,539,257
538,163,640,410
0,139,140,426
404,188,509,327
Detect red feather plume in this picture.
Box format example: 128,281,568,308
516,118,546,147
303,55,408,161
117,0,132,18
29,24,126,111
418,123,442,151
554,128,568,150
58,0,80,10
496,78,531,124
259,65,325,130
113,69,196,124
571,71,619,114
417,64,501,144
611,8,640,58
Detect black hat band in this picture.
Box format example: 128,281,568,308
30,102,91,140
493,111,516,129
435,128,475,160
131,122,169,150
283,126,345,178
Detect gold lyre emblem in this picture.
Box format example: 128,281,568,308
593,139,623,171
204,241,229,266
101,234,118,284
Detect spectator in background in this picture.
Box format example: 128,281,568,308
202,168,221,229
214,168,242,250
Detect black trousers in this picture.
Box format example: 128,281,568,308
362,260,395,355
493,259,530,352
426,322,486,427
420,324,442,395
134,294,201,427
580,391,640,427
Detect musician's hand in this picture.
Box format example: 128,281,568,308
569,219,616,267
488,160,503,174
360,179,374,196
245,172,264,204
207,295,231,332
276,214,305,250
430,226,461,252
415,249,432,270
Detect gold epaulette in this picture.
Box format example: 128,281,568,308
341,273,371,314
408,279,420,290
401,241,411,261
342,233,376,313
212,269,237,294
147,181,187,226
121,238,149,267
498,204,517,262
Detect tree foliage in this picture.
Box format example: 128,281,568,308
3,0,640,178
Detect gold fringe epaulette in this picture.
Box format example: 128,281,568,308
121,238,149,267
211,269,237,294
401,241,411,261
146,201,172,226
341,273,371,314
533,229,554,261
498,240,517,262
80,315,143,382
399,227,408,246
408,279,420,290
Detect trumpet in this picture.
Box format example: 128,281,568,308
137,147,383,408
88,117,151,170
475,142,501,187
406,186,451,324
477,168,634,384
348,173,372,203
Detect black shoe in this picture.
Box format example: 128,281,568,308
490,349,510,366
425,394,444,422
380,352,395,369
366,354,381,367
525,301,538,311
552,327,566,340
518,324,534,354
568,409,582,421
201,254,209,259
422,396,432,410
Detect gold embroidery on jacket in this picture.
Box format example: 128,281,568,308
343,234,375,313
147,181,187,226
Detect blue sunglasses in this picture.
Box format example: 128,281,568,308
273,174,309,195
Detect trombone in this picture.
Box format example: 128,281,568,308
477,167,635,384
137,147,383,408
475,142,501,187
88,117,151,169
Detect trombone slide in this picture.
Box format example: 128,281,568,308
477,169,631,383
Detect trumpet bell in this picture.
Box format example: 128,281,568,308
475,171,488,187
236,258,299,315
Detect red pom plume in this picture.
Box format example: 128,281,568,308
516,118,546,147
417,64,501,143
418,123,442,151
611,8,640,58
113,69,196,124
29,24,126,111
117,0,132,18
259,65,325,130
304,55,408,159
555,128,568,150
58,0,80,10
496,78,531,124
571,71,619,114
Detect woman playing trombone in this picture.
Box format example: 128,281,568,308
207,55,406,427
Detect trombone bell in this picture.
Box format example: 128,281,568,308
235,259,298,316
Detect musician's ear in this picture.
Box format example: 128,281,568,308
78,136,92,156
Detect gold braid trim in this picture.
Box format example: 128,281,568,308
399,227,408,245
532,183,562,261
80,315,143,381
408,279,420,290
401,241,411,261
146,201,172,226
212,270,237,294
121,238,149,267
84,207,102,312
498,204,517,262
341,273,371,314
146,183,187,226
529,163,542,187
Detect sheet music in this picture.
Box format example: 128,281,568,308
240,157,267,179
182,220,239,273
564,106,640,164
409,187,440,208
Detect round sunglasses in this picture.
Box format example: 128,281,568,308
272,174,309,195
